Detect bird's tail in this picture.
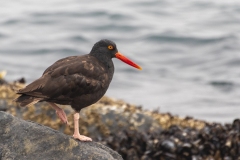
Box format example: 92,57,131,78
14,94,40,107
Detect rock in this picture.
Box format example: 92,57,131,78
0,111,123,160
3,79,240,159
0,71,7,85
0,99,7,111
0,82,207,139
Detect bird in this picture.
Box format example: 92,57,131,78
15,39,142,141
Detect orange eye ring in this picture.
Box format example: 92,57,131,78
108,45,114,50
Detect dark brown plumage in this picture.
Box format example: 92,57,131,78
15,39,141,141
16,54,113,111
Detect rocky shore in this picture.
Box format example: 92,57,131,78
0,111,122,160
0,76,240,159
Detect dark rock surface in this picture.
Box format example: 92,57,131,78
0,111,123,160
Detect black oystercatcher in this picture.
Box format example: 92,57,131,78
15,39,141,141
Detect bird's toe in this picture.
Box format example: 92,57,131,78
73,134,92,142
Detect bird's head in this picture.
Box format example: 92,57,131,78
90,39,142,70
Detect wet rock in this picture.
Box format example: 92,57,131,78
14,77,26,84
232,119,240,131
0,99,7,111
160,139,176,153
0,71,7,85
0,111,123,160
180,143,193,160
0,79,7,85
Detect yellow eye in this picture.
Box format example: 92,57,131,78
108,45,114,50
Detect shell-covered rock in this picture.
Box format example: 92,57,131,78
1,78,240,159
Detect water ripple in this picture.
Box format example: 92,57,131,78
145,34,235,45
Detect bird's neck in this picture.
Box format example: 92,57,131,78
90,52,113,69
89,53,114,86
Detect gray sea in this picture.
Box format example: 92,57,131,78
1,0,240,123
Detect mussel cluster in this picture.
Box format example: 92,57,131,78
97,120,240,160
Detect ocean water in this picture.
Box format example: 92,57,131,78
1,0,240,123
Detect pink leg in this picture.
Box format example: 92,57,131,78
73,112,92,141
49,103,69,125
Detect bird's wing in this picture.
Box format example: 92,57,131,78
43,56,78,75
17,55,108,102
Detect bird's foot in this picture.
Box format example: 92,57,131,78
73,133,92,142
56,108,69,125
